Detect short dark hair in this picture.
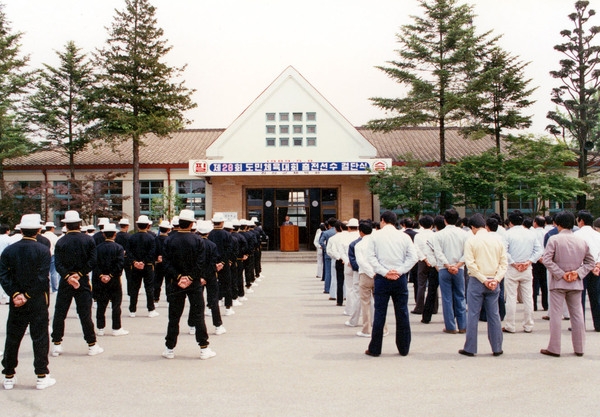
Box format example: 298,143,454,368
0,224,9,234
468,214,486,229
534,216,546,228
508,210,524,226
326,217,337,227
22,229,38,238
334,220,343,232
103,231,116,239
554,211,575,229
486,218,499,232
443,209,459,225
179,219,193,229
418,215,434,229
577,210,594,226
358,221,373,235
66,222,80,231
380,211,397,226
433,215,446,231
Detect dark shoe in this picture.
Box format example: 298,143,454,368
421,319,430,324
502,327,514,334
443,328,458,334
542,316,550,320
458,349,474,357
336,303,343,306
365,350,380,357
568,327,572,332
493,351,503,357
563,317,570,321
410,310,423,315
458,329,466,334
575,352,584,357
328,297,335,301
540,349,560,357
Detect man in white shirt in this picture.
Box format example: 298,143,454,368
503,210,543,333
364,211,417,357
326,221,345,305
413,215,436,315
432,209,468,334
575,210,600,331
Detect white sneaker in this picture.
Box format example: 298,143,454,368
218,300,224,307
223,308,235,316
36,375,56,390
189,326,196,335
259,273,266,279
148,310,159,318
88,344,104,356
239,296,249,301
356,331,371,338
246,288,254,294
344,320,357,327
205,309,212,317
129,312,136,318
3,377,15,390
154,302,159,308
25,326,29,335
251,282,258,287
51,344,63,357
215,325,227,335
199,347,216,360
232,299,243,306
97,328,105,336
93,301,97,309
162,348,174,359
255,277,262,282
383,330,390,337
112,328,129,336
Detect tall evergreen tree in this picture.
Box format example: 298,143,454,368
0,5,35,183
27,41,96,179
94,0,196,223
367,0,495,210
546,0,600,210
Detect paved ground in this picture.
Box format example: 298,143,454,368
1,261,599,417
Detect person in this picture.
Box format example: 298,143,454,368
208,212,235,316
127,215,158,318
541,211,595,357
421,215,443,324
42,222,60,293
282,215,293,226
1,214,55,390
502,210,543,334
413,216,435,314
341,218,360,325
314,223,325,279
319,218,337,295
326,220,345,305
364,211,418,357
432,208,468,334
0,224,12,304
162,210,215,360
154,220,172,306
532,216,548,311
574,210,600,332
92,223,128,337
458,214,507,357
51,210,103,357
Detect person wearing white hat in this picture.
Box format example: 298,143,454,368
115,219,132,294
92,223,129,337
1,214,55,390
42,222,60,293
224,221,243,306
154,220,172,306
127,215,158,318
208,213,235,315
51,210,103,358
93,218,110,246
161,210,216,359
239,220,259,293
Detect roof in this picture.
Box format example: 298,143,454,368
4,127,504,169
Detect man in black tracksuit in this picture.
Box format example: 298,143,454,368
127,216,158,318
208,213,234,315
51,210,102,357
162,210,215,360
93,223,127,336
1,214,53,390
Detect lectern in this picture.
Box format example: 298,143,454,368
280,225,299,251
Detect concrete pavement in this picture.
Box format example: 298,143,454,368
1,261,599,417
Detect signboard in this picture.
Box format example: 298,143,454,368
189,159,391,176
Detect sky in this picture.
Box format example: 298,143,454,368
2,0,597,134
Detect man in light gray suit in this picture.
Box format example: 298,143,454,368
541,211,595,357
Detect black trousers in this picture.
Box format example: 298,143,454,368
95,282,123,330
254,247,262,277
189,279,222,328
52,283,96,344
154,262,166,302
421,268,440,323
2,294,50,376
533,261,548,311
166,285,208,349
217,263,232,307
244,254,255,287
235,259,246,297
128,264,155,313
335,259,345,305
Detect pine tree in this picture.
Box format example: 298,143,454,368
547,0,600,210
27,41,96,179
94,0,196,223
367,0,495,210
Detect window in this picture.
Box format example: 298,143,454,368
279,112,289,122
266,138,276,147
307,112,316,121
140,180,164,214
177,179,206,218
13,181,42,214
95,180,124,215
293,125,302,134
280,137,289,146
293,137,303,146
293,112,303,121
307,125,316,134
266,113,276,121
266,125,276,134
307,137,317,146
280,125,289,134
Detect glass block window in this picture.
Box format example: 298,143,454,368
266,138,276,147
293,125,302,134
266,113,276,121
307,137,317,146
279,112,289,122
280,125,289,134
266,125,276,134
293,137,303,146
307,112,316,121
293,112,303,121
307,125,316,134
279,137,289,146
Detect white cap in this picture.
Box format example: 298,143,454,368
211,212,226,223
250,217,258,224
62,210,82,223
159,220,172,229
118,218,130,225
224,221,234,230
20,214,42,230
136,215,152,225
102,223,118,233
197,220,213,234
45,221,56,228
97,217,110,226
347,218,359,227
179,209,196,223
171,216,180,226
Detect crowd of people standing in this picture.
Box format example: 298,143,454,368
317,209,600,359
0,210,266,390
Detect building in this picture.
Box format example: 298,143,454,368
5,66,507,249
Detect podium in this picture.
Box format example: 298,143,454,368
280,225,299,251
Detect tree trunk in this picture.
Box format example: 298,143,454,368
132,135,140,229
